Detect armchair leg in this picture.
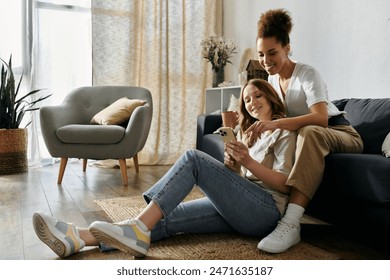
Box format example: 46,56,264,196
118,159,128,186
58,157,68,184
83,159,87,172
133,154,139,173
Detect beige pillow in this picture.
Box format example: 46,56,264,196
227,94,239,112
91,97,146,125
382,132,390,157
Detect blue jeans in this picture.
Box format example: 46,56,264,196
100,149,280,251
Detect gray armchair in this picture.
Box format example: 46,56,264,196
40,86,153,186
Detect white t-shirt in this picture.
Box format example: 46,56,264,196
238,129,296,215
268,62,342,118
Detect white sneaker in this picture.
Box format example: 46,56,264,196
89,219,150,257
257,219,301,253
32,212,85,257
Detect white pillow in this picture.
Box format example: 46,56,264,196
227,94,239,112
382,132,390,157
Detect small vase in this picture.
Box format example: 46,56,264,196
212,68,225,87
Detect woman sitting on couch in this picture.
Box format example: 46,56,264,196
251,9,363,253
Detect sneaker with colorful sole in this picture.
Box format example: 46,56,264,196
89,219,150,257
32,212,85,257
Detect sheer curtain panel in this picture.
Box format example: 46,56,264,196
29,0,92,166
92,0,223,165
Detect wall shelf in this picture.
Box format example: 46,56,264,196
205,86,241,114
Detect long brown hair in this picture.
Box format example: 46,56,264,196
238,79,286,133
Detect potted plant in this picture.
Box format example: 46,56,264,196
0,56,51,175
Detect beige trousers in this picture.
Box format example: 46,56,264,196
286,125,363,200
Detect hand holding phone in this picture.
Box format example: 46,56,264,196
215,127,236,143
216,127,241,173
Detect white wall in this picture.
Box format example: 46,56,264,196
223,0,390,99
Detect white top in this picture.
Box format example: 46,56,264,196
268,62,343,118
238,129,296,214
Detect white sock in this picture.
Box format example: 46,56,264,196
135,218,149,232
282,203,305,227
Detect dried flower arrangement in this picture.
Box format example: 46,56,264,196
201,35,237,72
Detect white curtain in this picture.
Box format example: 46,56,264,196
91,0,223,165
28,0,92,166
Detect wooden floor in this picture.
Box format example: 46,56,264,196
0,159,389,260
0,159,171,260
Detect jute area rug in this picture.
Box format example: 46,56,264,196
94,188,339,260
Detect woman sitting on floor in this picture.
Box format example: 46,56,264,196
32,79,297,258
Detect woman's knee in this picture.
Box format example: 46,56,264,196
297,125,327,145
298,125,324,138
183,148,216,164
183,149,203,161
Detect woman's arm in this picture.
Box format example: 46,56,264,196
273,102,328,130
245,102,328,142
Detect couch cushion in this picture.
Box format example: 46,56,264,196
322,153,390,205
332,99,349,111
57,124,125,144
343,98,390,154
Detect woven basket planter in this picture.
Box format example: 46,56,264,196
0,128,28,175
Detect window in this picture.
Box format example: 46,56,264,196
0,0,92,163
0,0,24,73
32,0,92,162
33,0,92,104
0,0,92,102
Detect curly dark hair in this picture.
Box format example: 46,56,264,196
238,79,286,133
257,9,293,46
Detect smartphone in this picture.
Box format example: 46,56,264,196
215,127,236,143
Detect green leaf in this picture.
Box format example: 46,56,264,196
0,55,51,129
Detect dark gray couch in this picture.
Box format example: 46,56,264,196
196,98,390,234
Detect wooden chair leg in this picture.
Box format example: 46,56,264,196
83,159,87,172
118,159,128,186
57,157,68,184
133,153,139,173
